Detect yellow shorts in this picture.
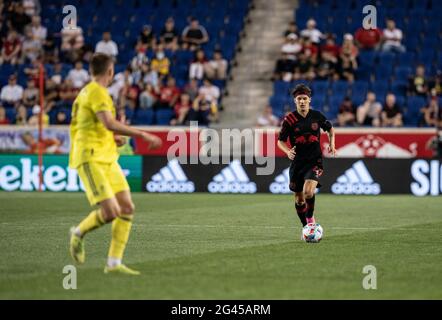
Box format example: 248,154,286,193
77,161,130,206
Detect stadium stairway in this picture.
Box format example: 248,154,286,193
219,0,297,128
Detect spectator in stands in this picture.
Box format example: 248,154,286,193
408,64,428,96
281,33,302,60
130,51,149,76
356,91,382,126
95,31,118,60
21,27,42,63
139,83,157,109
15,105,28,125
283,21,299,38
136,25,155,53
160,17,179,51
151,45,170,77
381,93,403,127
50,62,63,85
273,52,297,82
1,74,24,108
60,25,84,62
300,19,323,44
66,61,89,89
23,0,41,17
294,52,315,81
302,36,318,64
23,57,42,82
171,93,192,125
58,79,79,106
30,15,47,44
337,33,358,82
381,19,405,53
422,97,442,127
321,34,340,59
22,79,39,108
355,26,382,50
337,96,356,126
188,93,218,126
109,67,133,102
256,105,279,127
182,18,209,49
8,2,31,34
204,50,228,80
0,30,22,65
429,72,441,97
157,76,180,109
316,50,338,81
141,63,159,88
198,78,220,105
0,105,10,124
28,104,49,126
183,78,200,101
44,78,60,112
189,49,208,80
42,33,58,64
55,110,69,125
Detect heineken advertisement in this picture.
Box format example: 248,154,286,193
0,154,142,192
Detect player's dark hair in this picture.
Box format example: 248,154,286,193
89,53,113,77
291,84,312,98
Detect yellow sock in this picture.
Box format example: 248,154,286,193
108,215,133,262
77,209,105,236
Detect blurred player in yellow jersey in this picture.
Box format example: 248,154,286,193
69,53,162,275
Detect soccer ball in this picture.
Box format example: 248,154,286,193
302,223,323,243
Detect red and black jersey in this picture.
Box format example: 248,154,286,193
278,109,332,162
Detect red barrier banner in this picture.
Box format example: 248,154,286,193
133,127,436,159
257,128,436,158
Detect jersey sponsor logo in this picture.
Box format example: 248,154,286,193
208,159,257,194
331,160,381,195
146,159,195,193
269,168,291,194
311,122,318,131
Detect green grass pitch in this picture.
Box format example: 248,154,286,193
0,192,441,299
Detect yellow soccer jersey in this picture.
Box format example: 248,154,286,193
69,81,118,168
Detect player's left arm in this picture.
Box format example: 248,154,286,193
319,113,336,156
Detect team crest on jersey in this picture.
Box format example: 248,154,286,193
311,122,318,130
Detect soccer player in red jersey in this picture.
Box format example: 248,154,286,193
277,84,336,237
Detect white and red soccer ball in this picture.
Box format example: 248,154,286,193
302,223,323,243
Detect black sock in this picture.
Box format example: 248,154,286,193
295,202,307,226
305,195,315,219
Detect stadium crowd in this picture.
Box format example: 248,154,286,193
0,0,237,127
269,0,442,128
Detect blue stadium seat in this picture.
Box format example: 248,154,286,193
311,81,329,96
330,81,349,96
407,96,428,111
133,108,155,125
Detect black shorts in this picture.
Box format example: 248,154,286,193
288,158,323,193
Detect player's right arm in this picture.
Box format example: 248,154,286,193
96,111,162,149
277,117,296,160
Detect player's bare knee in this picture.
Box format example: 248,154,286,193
304,190,315,199
102,205,120,221
121,202,135,215
295,194,305,205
